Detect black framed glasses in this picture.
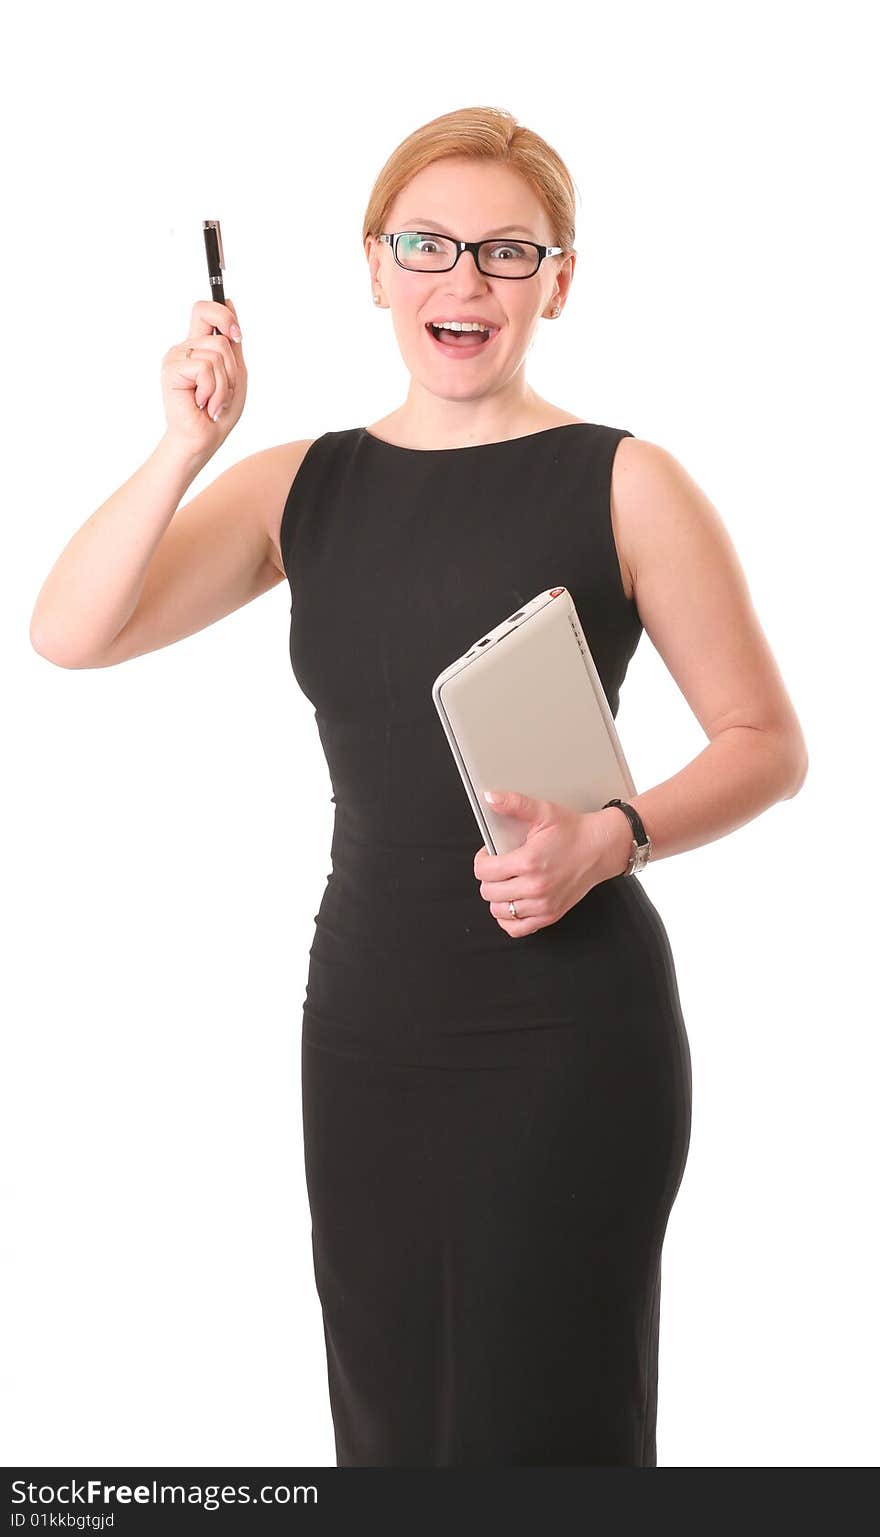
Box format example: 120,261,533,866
378,230,565,280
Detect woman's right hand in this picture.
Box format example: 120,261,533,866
160,297,247,460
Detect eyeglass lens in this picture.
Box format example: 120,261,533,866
395,232,539,278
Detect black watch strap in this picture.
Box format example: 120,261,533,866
602,798,650,851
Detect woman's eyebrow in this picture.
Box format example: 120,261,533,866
398,219,540,239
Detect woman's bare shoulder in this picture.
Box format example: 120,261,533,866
608,434,700,603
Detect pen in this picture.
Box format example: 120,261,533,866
202,219,225,335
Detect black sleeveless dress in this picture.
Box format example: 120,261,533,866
279,423,692,1467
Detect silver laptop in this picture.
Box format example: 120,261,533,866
431,586,637,855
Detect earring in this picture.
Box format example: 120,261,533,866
552,305,561,317
373,294,381,305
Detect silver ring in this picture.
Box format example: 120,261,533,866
508,900,518,919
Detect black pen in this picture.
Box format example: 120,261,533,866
202,219,225,335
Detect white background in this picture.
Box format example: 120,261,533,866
4,0,876,1469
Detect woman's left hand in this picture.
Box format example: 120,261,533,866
472,788,622,937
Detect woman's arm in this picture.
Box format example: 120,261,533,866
599,438,809,875
29,439,302,669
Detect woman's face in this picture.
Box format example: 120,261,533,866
365,159,575,406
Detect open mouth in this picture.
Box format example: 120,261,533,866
425,322,499,357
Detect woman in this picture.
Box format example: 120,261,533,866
30,106,808,1466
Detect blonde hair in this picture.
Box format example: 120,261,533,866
362,105,577,254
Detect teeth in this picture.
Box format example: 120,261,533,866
430,320,491,333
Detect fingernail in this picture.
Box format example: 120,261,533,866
484,789,498,803
231,325,242,340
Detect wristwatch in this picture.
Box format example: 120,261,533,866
602,798,652,876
